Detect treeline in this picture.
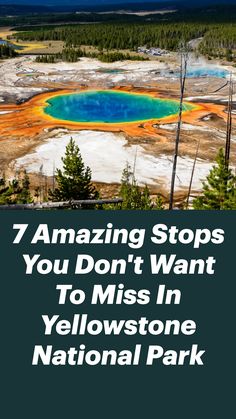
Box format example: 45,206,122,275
35,48,83,63
35,48,148,63
199,25,236,60
90,51,148,63
15,22,236,59
16,23,236,62
15,23,208,52
36,55,56,63
0,11,144,27
0,44,18,59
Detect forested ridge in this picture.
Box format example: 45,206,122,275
14,24,209,51
14,22,236,59
199,25,236,59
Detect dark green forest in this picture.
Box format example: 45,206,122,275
14,22,236,60
15,23,206,51
199,25,236,59
35,48,148,63
0,44,18,59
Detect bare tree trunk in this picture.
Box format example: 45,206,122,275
132,146,138,186
0,198,123,210
39,164,43,203
44,175,48,201
225,73,234,169
186,138,201,209
169,43,189,210
52,161,55,192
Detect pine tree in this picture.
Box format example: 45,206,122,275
141,185,152,210
49,138,98,202
119,163,153,210
0,176,7,205
0,172,32,205
17,171,32,204
155,195,165,210
225,189,236,209
193,148,236,210
0,177,20,204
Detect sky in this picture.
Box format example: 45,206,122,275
0,0,189,5
0,0,233,6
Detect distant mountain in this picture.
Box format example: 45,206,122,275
67,0,236,4
0,0,236,5
0,1,236,15
0,2,177,15
0,0,173,6
0,4,51,14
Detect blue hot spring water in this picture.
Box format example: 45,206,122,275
0,39,23,50
173,66,229,79
44,90,195,124
186,66,228,78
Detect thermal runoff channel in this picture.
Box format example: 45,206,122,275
44,90,195,124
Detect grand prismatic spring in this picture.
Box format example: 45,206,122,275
0,86,212,139
44,90,195,124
